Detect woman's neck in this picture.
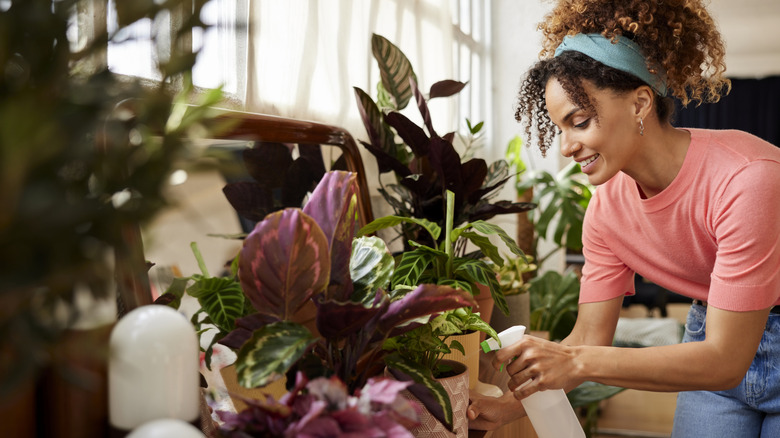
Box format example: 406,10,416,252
625,125,691,199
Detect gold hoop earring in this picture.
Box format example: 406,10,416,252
639,118,645,136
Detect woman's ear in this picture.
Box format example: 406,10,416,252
634,85,654,119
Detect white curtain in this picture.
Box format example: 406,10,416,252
245,0,457,140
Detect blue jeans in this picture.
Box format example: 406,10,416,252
672,303,780,437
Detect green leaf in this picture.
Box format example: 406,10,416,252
350,236,395,303
459,231,503,266
187,275,245,333
358,215,441,243
235,322,317,389
453,258,508,317
467,220,524,257
371,34,416,110
157,276,190,310
391,248,432,289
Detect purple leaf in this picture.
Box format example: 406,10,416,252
303,171,358,301
218,313,278,350
239,209,330,320
378,284,476,335
429,80,468,99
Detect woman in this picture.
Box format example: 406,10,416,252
468,0,780,435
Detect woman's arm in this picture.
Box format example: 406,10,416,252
496,299,771,398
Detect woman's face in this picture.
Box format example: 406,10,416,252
544,78,641,186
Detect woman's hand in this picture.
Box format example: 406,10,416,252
493,335,584,399
467,390,526,430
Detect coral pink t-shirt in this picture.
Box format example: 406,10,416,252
580,129,780,311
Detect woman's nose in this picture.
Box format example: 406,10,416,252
560,135,581,157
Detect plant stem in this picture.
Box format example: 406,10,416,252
191,241,210,277
445,190,455,278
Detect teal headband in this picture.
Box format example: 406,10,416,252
554,33,668,97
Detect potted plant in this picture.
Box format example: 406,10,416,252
0,0,226,435
160,171,480,435
353,34,534,255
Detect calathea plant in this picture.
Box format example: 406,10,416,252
173,171,478,433
353,34,534,250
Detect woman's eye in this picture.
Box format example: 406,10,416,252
574,119,590,129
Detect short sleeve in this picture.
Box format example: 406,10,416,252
579,192,636,304
708,160,780,310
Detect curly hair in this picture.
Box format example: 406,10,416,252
516,0,731,155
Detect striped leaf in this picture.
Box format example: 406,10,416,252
468,220,525,257
384,353,454,432
187,275,245,333
454,258,508,317
358,215,441,243
239,209,330,321
350,236,394,304
391,248,432,289
458,230,503,267
235,321,317,389
353,87,398,159
371,33,416,110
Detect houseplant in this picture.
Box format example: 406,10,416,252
353,33,534,253
161,171,481,434
0,0,226,435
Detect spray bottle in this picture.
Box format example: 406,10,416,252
481,325,585,438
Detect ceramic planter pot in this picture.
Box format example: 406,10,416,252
388,359,470,438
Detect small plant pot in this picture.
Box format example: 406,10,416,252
440,330,480,389
386,359,470,438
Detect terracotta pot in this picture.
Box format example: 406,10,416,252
473,283,495,340
388,359,470,438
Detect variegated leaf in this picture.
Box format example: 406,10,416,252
358,215,441,243
454,258,508,317
187,275,245,332
384,353,453,432
391,248,432,289
458,230,503,267
353,87,398,159
303,171,358,300
239,209,330,320
371,33,416,110
468,220,524,257
235,321,317,389
350,236,394,304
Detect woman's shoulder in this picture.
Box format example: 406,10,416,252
691,128,780,161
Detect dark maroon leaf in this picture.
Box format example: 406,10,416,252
411,77,436,137
377,284,476,335
281,158,316,208
467,201,538,222
360,140,412,176
384,112,430,157
429,80,468,99
461,159,488,194
314,295,388,339
353,87,398,158
243,143,293,186
222,181,273,222
218,313,279,349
